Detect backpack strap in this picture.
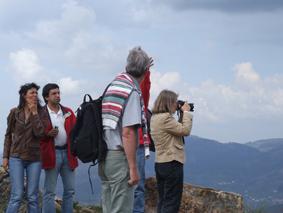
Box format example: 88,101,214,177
87,85,111,195
88,164,96,195
83,94,93,103
101,84,111,98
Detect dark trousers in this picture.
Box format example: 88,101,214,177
155,161,184,213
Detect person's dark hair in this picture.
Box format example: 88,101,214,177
152,90,178,114
18,82,41,109
126,46,150,78
42,83,59,103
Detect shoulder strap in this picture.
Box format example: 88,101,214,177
101,84,111,98
83,94,93,103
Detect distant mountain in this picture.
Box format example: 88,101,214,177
184,136,283,210
246,138,283,152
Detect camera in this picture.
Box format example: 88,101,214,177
177,100,194,112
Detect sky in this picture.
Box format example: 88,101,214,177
1,0,283,149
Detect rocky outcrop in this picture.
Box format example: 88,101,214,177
0,167,14,211
145,177,244,213
0,167,100,213
1,167,244,213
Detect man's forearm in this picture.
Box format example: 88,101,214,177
122,126,138,169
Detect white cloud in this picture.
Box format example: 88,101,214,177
58,77,81,95
272,89,283,107
197,64,282,122
23,0,125,74
0,1,282,143
9,49,44,82
64,31,125,73
235,62,260,84
151,63,283,126
151,71,181,97
27,0,96,47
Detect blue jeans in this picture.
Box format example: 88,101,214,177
133,146,145,213
6,157,41,213
42,149,75,213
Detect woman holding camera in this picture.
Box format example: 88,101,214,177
150,89,193,213
2,83,45,213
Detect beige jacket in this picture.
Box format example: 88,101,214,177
150,111,193,164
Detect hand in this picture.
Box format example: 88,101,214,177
47,128,59,138
146,57,154,71
28,102,38,115
2,158,9,171
181,102,190,112
27,96,38,115
128,167,139,187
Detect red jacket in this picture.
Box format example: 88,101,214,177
40,105,78,170
139,71,151,145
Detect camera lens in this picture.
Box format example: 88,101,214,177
176,100,195,112
189,103,194,112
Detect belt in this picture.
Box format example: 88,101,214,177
109,145,124,151
55,144,67,150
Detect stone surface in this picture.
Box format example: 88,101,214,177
0,166,100,213
1,167,244,213
145,177,244,213
0,166,28,212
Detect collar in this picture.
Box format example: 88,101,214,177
47,105,63,116
124,72,140,89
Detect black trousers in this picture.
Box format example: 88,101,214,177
155,161,184,213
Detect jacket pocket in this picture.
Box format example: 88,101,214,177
10,134,19,152
174,142,184,150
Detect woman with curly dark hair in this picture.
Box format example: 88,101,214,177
2,82,45,213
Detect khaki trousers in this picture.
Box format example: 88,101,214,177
98,150,134,213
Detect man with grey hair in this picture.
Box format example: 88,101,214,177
99,46,153,213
